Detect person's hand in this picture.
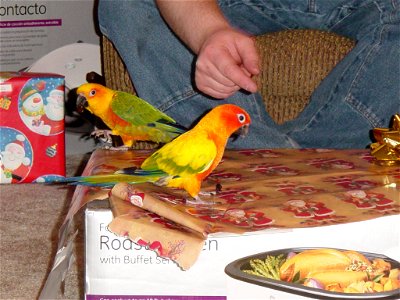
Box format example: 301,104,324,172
195,28,260,99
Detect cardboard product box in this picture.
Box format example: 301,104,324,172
85,201,400,300
0,72,65,183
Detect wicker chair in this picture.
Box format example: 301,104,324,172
101,29,355,124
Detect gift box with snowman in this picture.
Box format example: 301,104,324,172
0,72,65,183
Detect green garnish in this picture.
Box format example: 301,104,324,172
243,254,286,280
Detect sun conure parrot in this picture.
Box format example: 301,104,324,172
63,104,251,201
75,83,186,147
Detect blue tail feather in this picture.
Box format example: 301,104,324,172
116,167,165,176
57,169,164,188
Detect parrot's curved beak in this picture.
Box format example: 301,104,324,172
231,124,249,141
76,94,88,114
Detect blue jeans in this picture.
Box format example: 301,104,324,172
98,0,399,149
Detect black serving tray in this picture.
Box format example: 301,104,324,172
225,247,400,300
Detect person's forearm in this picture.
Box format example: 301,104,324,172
156,0,231,54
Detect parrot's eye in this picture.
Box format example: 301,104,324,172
237,113,246,123
89,89,96,97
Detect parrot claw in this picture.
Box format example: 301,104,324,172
90,129,130,150
90,129,114,143
185,190,220,206
185,196,214,206
199,182,222,196
104,145,131,151
198,191,217,197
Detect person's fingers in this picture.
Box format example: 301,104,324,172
195,48,241,98
200,85,240,99
237,36,260,76
196,76,240,95
196,57,237,88
217,59,258,93
195,71,240,99
194,28,260,97
195,57,256,98
239,65,258,93
206,43,257,93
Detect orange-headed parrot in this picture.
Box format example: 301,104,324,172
76,83,186,147
63,104,251,201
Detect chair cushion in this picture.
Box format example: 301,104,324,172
255,29,355,123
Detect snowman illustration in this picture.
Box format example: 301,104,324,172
0,134,31,183
19,85,50,135
42,85,65,135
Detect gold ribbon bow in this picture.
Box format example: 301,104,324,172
370,114,400,165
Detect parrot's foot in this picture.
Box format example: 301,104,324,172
185,196,215,206
198,191,217,197
91,129,113,143
185,183,223,205
104,145,131,151
198,183,222,197
185,189,222,205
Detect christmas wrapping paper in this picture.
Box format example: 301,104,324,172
0,72,65,183
74,148,399,270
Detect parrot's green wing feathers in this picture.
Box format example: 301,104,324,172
111,92,176,126
141,131,217,177
110,91,186,143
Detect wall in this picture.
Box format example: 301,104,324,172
0,0,100,71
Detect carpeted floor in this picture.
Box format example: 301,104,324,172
0,153,91,300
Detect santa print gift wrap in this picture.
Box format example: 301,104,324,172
0,72,65,183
